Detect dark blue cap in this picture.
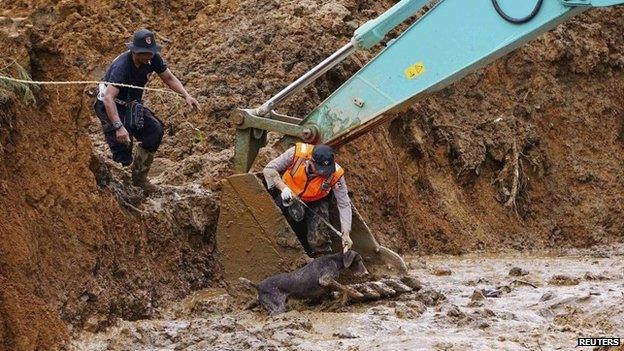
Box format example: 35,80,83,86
126,28,162,54
312,144,336,177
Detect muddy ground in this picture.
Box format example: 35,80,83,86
0,0,623,350
70,245,624,351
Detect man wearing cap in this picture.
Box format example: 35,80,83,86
94,28,200,192
263,143,353,255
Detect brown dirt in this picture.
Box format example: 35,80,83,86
0,1,623,350
342,8,624,255
0,8,221,351
69,245,624,351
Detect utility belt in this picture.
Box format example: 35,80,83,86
114,98,129,106
99,99,153,133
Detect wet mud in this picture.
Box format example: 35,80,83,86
71,245,624,351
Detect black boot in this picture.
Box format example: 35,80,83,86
131,146,160,193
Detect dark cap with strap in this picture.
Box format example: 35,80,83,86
312,144,336,177
126,28,162,54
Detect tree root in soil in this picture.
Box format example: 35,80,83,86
493,139,524,217
504,140,520,212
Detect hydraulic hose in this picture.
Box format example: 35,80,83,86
492,0,543,24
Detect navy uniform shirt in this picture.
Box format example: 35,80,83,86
99,51,167,103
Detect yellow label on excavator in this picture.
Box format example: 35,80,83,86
404,61,425,80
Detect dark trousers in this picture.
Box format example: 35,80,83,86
274,194,332,254
94,100,164,166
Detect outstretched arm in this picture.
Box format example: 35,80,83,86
158,68,200,110
263,146,295,191
333,177,352,235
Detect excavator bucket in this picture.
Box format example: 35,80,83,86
216,173,407,282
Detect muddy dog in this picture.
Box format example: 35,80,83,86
241,250,369,315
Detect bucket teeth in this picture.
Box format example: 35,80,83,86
368,281,396,297
381,278,412,293
353,284,381,300
400,276,423,291
344,275,422,304
346,286,365,300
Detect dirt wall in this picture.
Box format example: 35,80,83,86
343,8,624,254
0,1,622,349
0,13,220,351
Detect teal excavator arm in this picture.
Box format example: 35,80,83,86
232,0,624,173
219,0,622,281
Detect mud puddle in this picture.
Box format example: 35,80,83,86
70,245,624,350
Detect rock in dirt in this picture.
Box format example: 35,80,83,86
333,331,359,339
548,274,580,286
481,288,503,298
446,305,466,319
400,276,423,291
414,289,447,307
540,291,555,302
395,300,426,320
264,315,313,333
508,267,529,276
470,289,486,302
583,272,611,281
511,279,538,288
498,285,512,293
431,268,453,276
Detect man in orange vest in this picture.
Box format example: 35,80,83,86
263,143,353,255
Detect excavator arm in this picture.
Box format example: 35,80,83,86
232,0,623,173
219,0,623,282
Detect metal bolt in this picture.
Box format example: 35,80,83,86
301,125,318,142
232,111,245,125
353,97,365,108
302,128,312,139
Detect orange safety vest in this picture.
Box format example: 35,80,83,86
282,143,345,202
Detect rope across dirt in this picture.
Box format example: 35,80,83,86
0,74,183,96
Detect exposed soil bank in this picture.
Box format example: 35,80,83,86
0,1,622,349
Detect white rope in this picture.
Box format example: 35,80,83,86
0,74,182,96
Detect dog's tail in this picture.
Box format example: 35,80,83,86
238,277,260,291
